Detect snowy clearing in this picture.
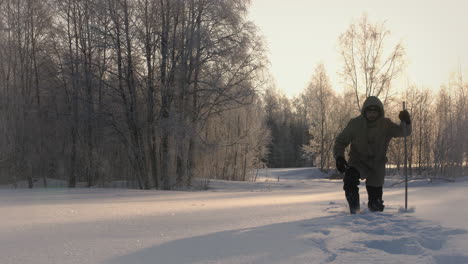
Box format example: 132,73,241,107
1,168,467,264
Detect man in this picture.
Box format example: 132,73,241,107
333,96,411,214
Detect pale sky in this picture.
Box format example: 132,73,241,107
248,0,468,98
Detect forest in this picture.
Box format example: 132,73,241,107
0,0,467,189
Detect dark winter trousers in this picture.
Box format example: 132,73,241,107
343,168,384,213
343,167,360,213
366,185,384,212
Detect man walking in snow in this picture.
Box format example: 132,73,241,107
333,96,411,214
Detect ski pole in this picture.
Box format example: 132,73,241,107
403,102,408,211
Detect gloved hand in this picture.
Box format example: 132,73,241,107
336,156,348,173
399,110,411,124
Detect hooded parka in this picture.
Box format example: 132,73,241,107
333,96,411,187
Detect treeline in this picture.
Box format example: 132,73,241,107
266,70,468,179
397,78,468,179
262,65,351,170
1,4,466,190
266,14,468,179
0,0,270,189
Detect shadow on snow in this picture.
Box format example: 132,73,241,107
108,211,468,264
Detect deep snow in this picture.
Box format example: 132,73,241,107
1,168,467,264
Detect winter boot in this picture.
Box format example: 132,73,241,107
366,185,385,212
343,167,361,214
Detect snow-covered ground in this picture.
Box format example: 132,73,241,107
1,168,467,264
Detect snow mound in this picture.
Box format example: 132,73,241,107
109,209,468,264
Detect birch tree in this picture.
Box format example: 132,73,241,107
339,13,405,112
302,64,335,171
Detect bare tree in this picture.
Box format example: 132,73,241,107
339,13,405,112
0,0,271,190
302,64,335,171
408,86,433,176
